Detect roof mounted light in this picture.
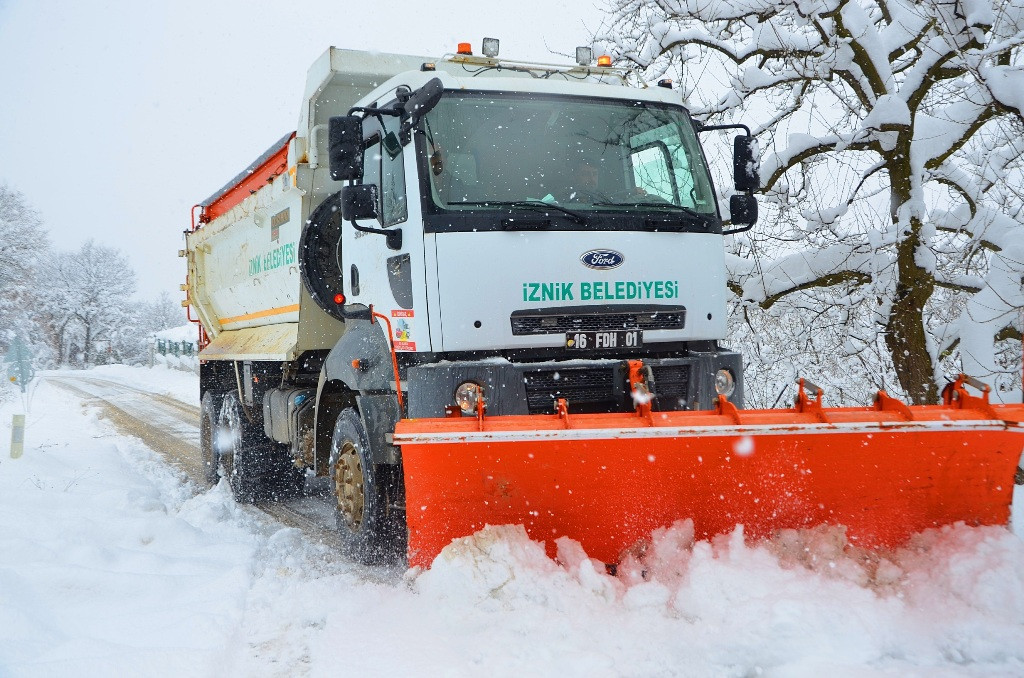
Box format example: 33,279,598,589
597,55,613,67
658,78,673,89
457,42,473,55
576,46,593,66
482,37,499,58
421,62,436,71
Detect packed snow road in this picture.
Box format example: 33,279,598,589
2,365,1024,677
45,373,346,551
47,374,204,478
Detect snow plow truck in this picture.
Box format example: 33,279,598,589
184,42,1024,568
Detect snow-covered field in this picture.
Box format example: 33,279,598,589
2,366,1023,677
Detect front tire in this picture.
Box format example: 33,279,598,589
329,409,404,565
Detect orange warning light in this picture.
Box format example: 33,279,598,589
597,55,613,67
457,42,473,55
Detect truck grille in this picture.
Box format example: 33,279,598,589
511,306,685,336
523,365,621,414
649,364,691,409
523,361,692,414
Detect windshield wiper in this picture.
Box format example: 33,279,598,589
461,200,588,226
593,202,716,225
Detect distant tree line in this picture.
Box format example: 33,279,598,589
1,182,187,368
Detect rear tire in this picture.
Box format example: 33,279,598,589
199,390,222,486
218,391,265,503
329,408,404,565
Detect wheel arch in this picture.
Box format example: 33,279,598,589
315,318,403,471
314,378,356,475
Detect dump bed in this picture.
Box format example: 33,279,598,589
185,48,431,360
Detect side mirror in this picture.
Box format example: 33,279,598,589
729,193,758,227
341,184,379,221
399,78,444,135
339,186,403,250
733,135,760,192
329,116,364,181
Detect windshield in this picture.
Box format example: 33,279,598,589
420,92,717,216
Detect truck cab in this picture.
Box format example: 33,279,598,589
306,51,752,421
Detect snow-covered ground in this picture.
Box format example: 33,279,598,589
1,366,1023,677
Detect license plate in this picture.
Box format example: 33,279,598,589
566,330,643,350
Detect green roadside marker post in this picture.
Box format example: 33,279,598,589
4,338,35,459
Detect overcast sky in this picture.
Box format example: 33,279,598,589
0,0,602,302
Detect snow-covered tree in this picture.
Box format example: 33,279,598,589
0,183,51,361
0,184,48,288
39,240,137,366
134,291,188,336
604,0,1024,403
121,291,191,364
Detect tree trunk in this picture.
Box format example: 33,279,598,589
84,323,92,367
885,225,939,404
885,152,939,404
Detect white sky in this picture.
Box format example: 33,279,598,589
0,0,602,300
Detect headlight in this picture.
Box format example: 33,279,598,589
714,369,736,397
454,382,484,415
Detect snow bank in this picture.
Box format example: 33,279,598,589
0,385,265,676
2,370,1022,676
414,521,1024,675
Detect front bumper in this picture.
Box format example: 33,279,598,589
406,351,743,418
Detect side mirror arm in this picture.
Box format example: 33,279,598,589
695,122,752,136
722,223,754,236
351,222,403,250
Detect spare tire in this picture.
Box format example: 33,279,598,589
299,191,347,322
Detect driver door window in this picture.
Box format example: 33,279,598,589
360,122,408,227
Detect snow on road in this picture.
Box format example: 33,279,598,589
1,366,1023,677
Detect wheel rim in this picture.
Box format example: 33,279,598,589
335,441,364,530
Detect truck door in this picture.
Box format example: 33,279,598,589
342,107,429,352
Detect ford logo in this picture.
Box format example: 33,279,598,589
580,249,624,270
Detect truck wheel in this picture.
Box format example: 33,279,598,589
329,409,403,565
199,390,222,486
218,391,268,503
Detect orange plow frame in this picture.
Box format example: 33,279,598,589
394,376,1024,569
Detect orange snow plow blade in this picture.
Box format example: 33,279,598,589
394,376,1024,568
